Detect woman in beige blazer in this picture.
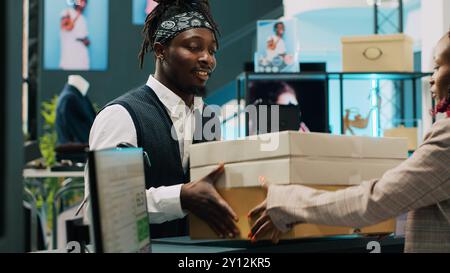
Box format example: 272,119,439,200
249,32,450,253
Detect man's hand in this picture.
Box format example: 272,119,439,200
248,177,281,244
180,163,239,238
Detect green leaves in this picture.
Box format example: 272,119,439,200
41,96,58,131
39,131,57,168
39,95,58,168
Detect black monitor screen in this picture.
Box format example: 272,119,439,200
89,148,151,253
246,80,329,134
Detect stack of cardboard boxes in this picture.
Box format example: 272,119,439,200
189,131,408,240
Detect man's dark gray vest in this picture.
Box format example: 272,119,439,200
103,85,219,238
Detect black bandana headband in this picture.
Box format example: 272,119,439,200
154,11,215,46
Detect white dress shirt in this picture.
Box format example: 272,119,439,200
84,75,204,224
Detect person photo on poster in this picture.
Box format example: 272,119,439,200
266,22,286,62
60,0,90,70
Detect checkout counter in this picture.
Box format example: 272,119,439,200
42,235,404,253
152,235,404,253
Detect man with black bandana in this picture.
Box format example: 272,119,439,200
84,0,239,239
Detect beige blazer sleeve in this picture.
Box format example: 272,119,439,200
266,119,450,233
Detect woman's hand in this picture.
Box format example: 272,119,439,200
248,177,282,244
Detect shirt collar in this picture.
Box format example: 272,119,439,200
146,75,204,117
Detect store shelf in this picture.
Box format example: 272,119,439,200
327,72,432,81
238,72,432,81
236,71,433,136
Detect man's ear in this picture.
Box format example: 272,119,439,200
154,42,166,61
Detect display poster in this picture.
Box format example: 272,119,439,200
133,0,158,25
44,0,109,71
255,19,299,73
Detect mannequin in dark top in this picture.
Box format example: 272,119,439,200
55,75,96,145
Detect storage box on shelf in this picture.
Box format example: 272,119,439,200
341,34,414,72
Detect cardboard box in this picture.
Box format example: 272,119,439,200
191,157,404,187
190,131,408,168
341,34,414,72
384,126,418,151
189,186,396,240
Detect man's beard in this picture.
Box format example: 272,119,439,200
188,85,208,97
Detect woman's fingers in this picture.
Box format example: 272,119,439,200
251,213,271,236
248,200,267,219
248,176,269,218
252,221,273,242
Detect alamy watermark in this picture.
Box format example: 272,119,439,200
170,104,281,151
367,241,381,253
